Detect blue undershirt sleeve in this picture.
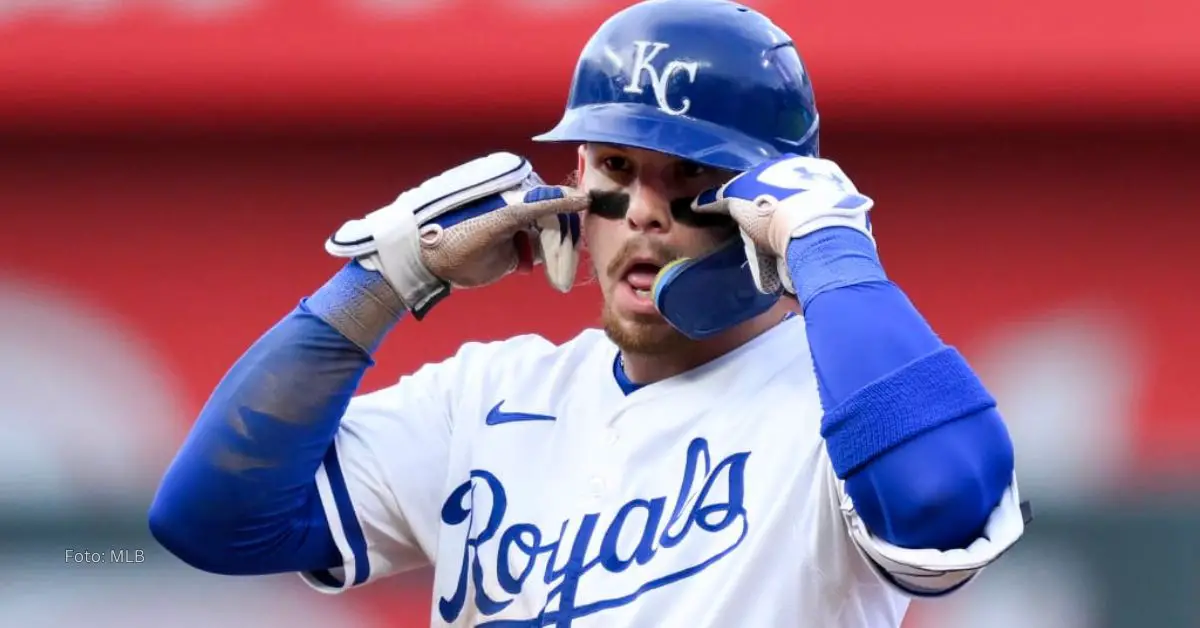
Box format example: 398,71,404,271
148,261,402,575
786,227,1014,551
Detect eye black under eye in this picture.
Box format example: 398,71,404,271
589,190,735,230
670,197,736,230
588,190,629,220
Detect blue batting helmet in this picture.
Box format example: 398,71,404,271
533,0,819,171
534,0,819,340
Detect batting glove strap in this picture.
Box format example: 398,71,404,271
325,153,536,319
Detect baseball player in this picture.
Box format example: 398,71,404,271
149,1,1028,626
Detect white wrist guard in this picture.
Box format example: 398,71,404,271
324,153,542,318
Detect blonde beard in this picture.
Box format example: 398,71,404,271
591,235,695,355
600,297,692,356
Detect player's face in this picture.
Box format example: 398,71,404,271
577,143,738,355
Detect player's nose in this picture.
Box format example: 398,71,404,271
624,181,674,234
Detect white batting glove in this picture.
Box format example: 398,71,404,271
691,155,875,295
325,152,587,318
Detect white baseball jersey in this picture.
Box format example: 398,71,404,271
300,316,1026,627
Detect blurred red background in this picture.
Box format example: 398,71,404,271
1,1,1197,626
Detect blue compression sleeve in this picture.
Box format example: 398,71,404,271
787,227,1014,551
148,261,402,575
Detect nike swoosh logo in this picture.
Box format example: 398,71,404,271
485,401,557,426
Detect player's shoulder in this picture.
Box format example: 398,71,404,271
451,327,608,361
441,327,613,384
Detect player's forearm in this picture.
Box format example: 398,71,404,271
787,227,1014,551
149,261,404,575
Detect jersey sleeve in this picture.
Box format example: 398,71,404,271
836,472,1029,597
299,353,461,594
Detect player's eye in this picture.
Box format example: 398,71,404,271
601,156,632,173
678,161,708,179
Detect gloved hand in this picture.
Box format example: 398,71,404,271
325,152,587,318
691,154,875,295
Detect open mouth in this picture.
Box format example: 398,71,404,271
621,261,665,301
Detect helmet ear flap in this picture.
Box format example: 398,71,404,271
652,238,782,340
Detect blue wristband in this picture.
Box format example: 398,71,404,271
786,227,887,309
820,347,998,477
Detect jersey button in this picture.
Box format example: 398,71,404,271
605,428,619,446
589,476,605,496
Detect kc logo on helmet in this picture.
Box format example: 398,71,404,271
622,41,700,116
